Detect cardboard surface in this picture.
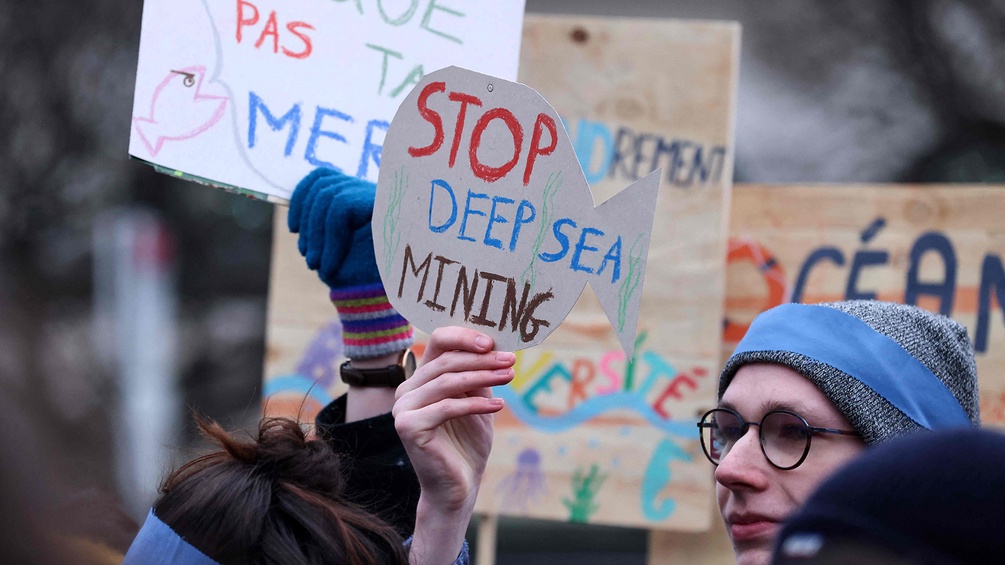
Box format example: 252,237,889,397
373,66,660,353
129,0,525,202
264,15,739,531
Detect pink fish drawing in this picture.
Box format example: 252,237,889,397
133,65,228,157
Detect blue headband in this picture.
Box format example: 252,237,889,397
123,510,219,565
732,303,970,430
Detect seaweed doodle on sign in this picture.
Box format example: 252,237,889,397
563,464,607,523
373,66,662,353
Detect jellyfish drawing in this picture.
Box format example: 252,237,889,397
495,447,548,514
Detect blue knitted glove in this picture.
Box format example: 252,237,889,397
288,168,381,288
288,168,413,359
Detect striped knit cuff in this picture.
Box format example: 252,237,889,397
331,283,414,360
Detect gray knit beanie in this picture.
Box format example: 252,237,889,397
718,300,979,445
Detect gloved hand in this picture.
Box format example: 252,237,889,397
288,168,381,289
288,168,413,360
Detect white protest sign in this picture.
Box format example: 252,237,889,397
129,0,525,203
374,66,661,354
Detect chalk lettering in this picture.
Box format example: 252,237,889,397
356,119,388,179
248,91,301,156
450,264,479,319
525,113,558,185
458,190,489,242
424,254,457,312
448,92,482,168
408,81,446,157
428,179,457,233
398,244,432,301
470,108,523,182
500,278,531,334
571,227,604,275
393,248,555,341
236,1,315,60
420,0,464,44
539,219,576,263
471,271,507,327
598,236,623,284
366,43,403,95
511,200,536,252
377,0,420,25
485,196,515,250
283,22,315,59
305,107,353,170
389,64,425,98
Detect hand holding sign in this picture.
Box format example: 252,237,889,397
374,67,661,355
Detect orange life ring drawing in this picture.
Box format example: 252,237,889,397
724,237,788,342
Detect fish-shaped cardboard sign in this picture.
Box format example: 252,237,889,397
374,66,661,355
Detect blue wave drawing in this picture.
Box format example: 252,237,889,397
494,386,696,438
264,374,334,406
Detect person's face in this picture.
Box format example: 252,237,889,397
715,364,865,565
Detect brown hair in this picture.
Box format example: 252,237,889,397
154,416,409,565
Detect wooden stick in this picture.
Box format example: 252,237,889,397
475,513,499,565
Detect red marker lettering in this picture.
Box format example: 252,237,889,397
524,112,557,185
283,22,315,59
408,81,447,158
469,108,523,183
255,11,280,53
236,0,259,43
447,91,482,168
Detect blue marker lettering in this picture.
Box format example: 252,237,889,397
248,91,301,156
458,190,488,242
484,195,514,250
510,200,536,252
539,218,576,263
597,235,622,283
357,119,388,179
571,227,604,274
305,106,353,170
428,179,457,233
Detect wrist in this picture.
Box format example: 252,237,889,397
349,352,399,369
410,497,474,565
344,385,396,422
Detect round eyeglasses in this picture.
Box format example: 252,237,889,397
698,408,860,470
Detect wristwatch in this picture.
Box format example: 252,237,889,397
340,348,417,387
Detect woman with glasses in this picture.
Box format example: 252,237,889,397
698,300,980,565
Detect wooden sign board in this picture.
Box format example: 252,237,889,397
724,184,1005,423
264,15,739,532
129,0,525,202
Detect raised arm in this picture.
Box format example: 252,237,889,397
392,327,515,565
